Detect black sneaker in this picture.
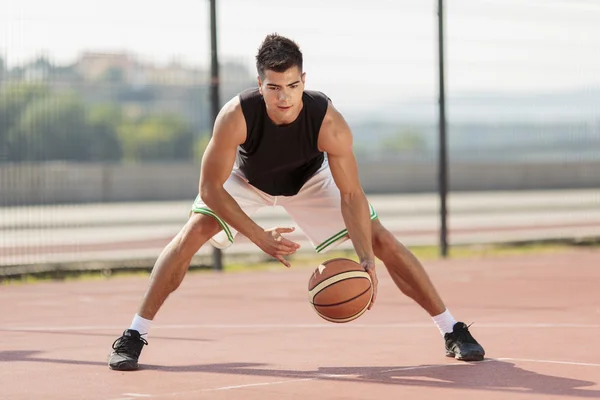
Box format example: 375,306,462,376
444,322,485,361
108,329,148,371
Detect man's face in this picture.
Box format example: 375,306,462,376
258,66,306,125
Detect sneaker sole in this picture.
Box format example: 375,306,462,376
109,360,139,371
446,352,485,362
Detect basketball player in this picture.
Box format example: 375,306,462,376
108,33,485,371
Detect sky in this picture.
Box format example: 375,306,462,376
2,0,600,113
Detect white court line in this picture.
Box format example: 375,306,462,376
382,359,496,373
112,364,486,399
115,365,484,399
105,358,599,399
115,378,316,399
209,378,316,391
498,358,600,367
2,322,600,332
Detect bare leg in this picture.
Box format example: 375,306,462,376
371,218,446,316
137,213,221,320
369,219,485,361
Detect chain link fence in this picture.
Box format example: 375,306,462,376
1,0,599,274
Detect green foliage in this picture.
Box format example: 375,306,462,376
86,104,124,161
0,83,51,161
193,133,212,162
117,114,195,162
11,92,89,161
0,82,198,163
100,67,125,84
380,129,427,154
8,91,121,161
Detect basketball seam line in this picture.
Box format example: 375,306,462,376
308,269,367,291
308,271,370,293
312,300,371,323
308,271,371,303
312,285,372,307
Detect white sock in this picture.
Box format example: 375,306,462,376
129,314,152,339
431,309,457,336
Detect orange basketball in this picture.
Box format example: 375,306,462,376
308,258,373,323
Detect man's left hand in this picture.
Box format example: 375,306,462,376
361,260,378,310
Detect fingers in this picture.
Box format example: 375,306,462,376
368,279,378,310
366,268,378,310
275,226,295,234
279,237,301,250
260,227,301,268
274,227,301,248
359,260,377,310
273,236,299,255
275,254,291,268
276,245,297,256
271,227,301,251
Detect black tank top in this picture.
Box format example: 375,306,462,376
237,88,329,196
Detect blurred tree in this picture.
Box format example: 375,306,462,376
117,114,195,161
193,132,211,162
87,104,124,161
380,129,427,155
100,67,125,84
352,143,370,161
28,56,53,81
6,90,122,162
0,83,50,161
0,56,5,83
0,77,237,163
88,104,123,131
10,93,91,161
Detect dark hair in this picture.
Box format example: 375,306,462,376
255,33,303,79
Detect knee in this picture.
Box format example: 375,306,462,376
164,215,220,290
184,213,221,242
166,215,220,262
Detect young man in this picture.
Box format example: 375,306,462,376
108,33,485,371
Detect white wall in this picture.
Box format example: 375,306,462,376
1,160,598,206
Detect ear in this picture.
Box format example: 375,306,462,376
301,72,306,84
257,75,263,95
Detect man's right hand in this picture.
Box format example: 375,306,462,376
254,227,301,268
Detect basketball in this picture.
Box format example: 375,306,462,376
308,258,373,323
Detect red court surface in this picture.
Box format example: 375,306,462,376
1,249,599,399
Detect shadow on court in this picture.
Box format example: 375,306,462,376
2,350,598,398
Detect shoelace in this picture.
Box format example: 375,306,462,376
111,335,148,354
455,323,477,343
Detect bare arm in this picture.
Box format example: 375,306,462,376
199,96,300,266
318,101,374,264
199,97,264,241
318,101,378,306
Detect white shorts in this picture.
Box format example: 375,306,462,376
190,161,378,253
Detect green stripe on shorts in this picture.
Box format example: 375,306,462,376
315,204,378,253
191,200,234,244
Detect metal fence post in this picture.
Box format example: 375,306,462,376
209,0,223,270
437,0,449,258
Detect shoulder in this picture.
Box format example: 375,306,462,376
303,90,330,114
239,87,263,112
317,99,353,154
218,93,244,125
213,94,247,145
320,97,344,132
